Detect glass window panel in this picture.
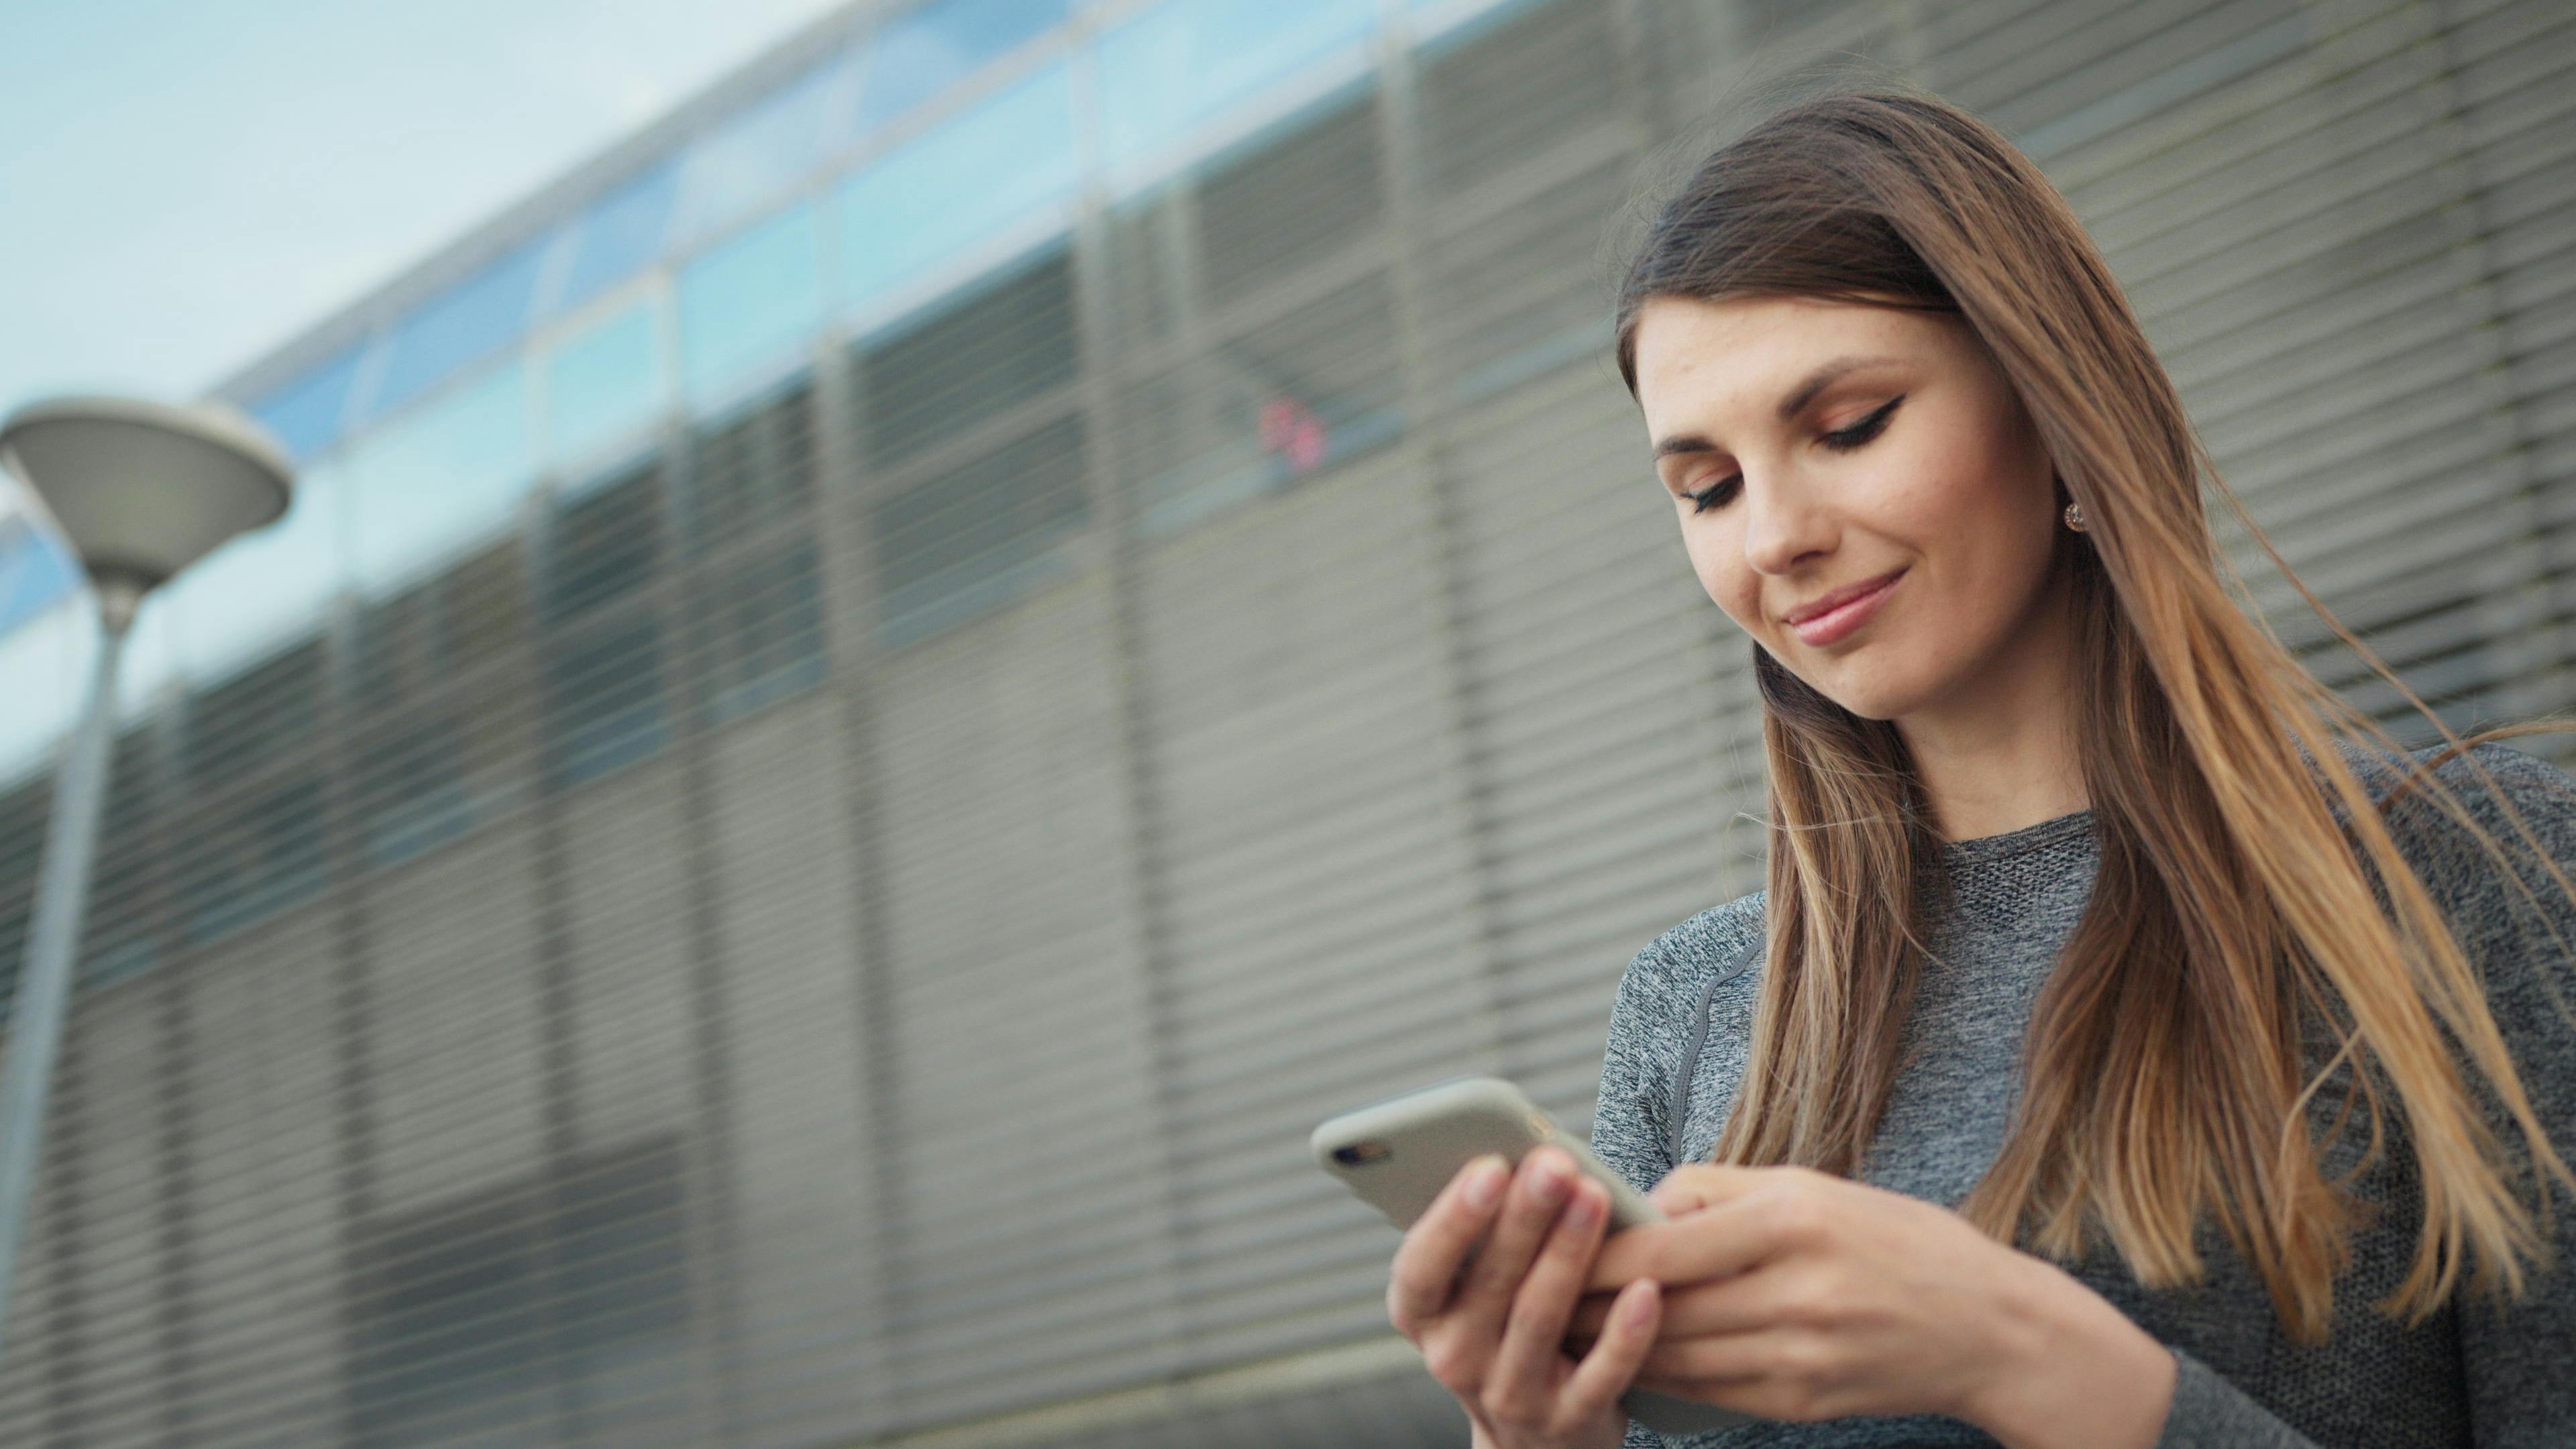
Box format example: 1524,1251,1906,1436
83,731,160,989
547,1142,694,1434
352,539,527,714
350,541,527,869
677,200,823,405
1425,159,1627,400
350,361,537,597
246,341,368,461
370,241,548,421
1210,270,1404,463
184,639,327,796
701,541,825,724
162,458,349,685
1096,0,1379,178
0,508,79,638
352,709,474,868
833,57,1076,321
859,247,1077,468
849,0,1069,136
674,54,849,248
554,163,680,319
0,600,83,789
544,297,667,466
549,613,670,788
544,460,663,624
0,773,45,893
1192,89,1382,299
686,377,815,556
0,734,157,1014
1416,0,1622,196
1122,271,1403,532
347,1140,690,1448
0,778,44,1017
178,773,326,945
875,413,1086,633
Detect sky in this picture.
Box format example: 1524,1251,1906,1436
0,0,849,423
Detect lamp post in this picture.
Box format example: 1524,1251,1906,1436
0,395,291,1358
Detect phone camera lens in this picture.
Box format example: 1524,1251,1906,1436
1333,1141,1391,1167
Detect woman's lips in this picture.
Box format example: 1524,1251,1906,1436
1787,570,1904,647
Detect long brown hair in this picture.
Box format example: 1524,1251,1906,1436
1613,83,2576,1343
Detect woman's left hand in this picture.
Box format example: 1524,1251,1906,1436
1568,1164,2176,1448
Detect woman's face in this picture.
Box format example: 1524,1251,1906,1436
1629,293,2066,724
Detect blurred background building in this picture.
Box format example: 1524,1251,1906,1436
0,0,2570,1444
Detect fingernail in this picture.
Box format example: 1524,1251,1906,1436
1623,1280,1660,1328
1527,1160,1567,1207
1464,1157,1506,1209
1565,1184,1603,1229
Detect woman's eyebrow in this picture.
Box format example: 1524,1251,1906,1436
1650,354,1905,459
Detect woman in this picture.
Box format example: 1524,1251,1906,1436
1381,85,2576,1448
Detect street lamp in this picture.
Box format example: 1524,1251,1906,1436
0,395,291,1358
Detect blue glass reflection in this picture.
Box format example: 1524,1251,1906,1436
674,54,849,248
0,511,78,637
370,240,548,421
545,298,666,465
350,361,535,592
247,341,368,461
163,458,350,683
554,164,680,319
835,58,1075,323
1097,0,1379,178
850,0,1068,136
678,200,822,404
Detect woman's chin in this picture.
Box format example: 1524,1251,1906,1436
1802,664,1932,724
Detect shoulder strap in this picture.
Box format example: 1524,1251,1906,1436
1666,935,1763,1164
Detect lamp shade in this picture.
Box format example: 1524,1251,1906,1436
0,394,292,594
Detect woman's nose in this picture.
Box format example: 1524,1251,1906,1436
1739,475,1836,576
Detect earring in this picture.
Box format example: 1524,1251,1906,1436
2063,500,2089,533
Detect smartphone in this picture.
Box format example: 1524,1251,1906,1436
1311,1075,1757,1437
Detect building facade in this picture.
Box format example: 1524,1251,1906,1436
0,0,2571,1444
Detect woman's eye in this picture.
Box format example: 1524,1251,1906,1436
1819,394,1903,451
1684,476,1739,515
1676,395,1902,517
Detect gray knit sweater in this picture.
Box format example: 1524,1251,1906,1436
1589,742,2576,1447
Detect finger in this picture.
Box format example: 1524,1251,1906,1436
1451,1148,1582,1338
1561,1278,1662,1420
1648,1163,1776,1216
1640,1265,1817,1340
1564,1288,1621,1349
1585,1197,1780,1293
1642,1325,1805,1385
1488,1178,1610,1391
1387,1155,1510,1330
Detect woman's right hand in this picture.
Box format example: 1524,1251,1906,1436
1385,1145,1665,1449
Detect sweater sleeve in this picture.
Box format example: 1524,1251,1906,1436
1591,936,1683,1201
2431,747,2576,1444
1592,937,1684,1449
2151,1348,2324,1447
